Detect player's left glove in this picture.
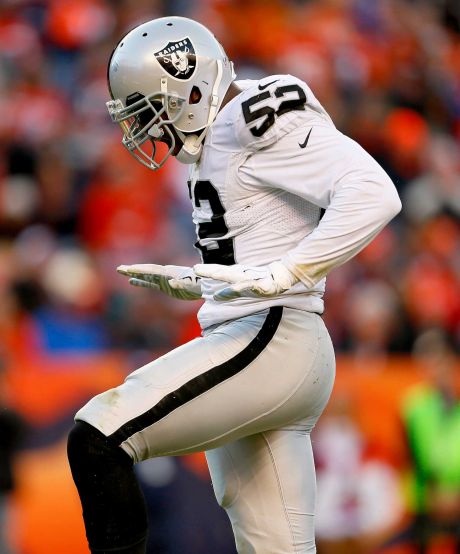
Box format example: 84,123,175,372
117,264,202,300
194,261,298,301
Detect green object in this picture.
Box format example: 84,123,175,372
402,384,460,510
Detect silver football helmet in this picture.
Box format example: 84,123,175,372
106,17,235,170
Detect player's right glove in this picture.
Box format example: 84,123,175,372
194,261,298,301
117,264,202,300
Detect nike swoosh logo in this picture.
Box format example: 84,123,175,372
258,79,279,90
299,128,313,149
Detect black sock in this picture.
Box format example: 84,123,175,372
67,421,148,552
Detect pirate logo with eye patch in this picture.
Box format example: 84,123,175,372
154,37,196,80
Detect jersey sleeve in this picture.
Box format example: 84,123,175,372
239,123,402,288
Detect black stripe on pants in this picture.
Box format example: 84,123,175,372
109,306,283,445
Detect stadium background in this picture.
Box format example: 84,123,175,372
0,0,459,552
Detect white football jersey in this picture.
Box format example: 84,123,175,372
189,74,401,329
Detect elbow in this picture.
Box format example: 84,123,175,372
386,190,402,219
379,179,402,222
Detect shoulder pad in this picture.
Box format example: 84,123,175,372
232,74,324,151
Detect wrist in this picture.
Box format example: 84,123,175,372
268,261,299,290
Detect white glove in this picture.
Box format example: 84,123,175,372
194,261,298,301
117,264,202,301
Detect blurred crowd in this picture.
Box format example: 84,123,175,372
0,0,459,363
1,1,460,553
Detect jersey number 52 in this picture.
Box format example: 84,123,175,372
242,84,307,137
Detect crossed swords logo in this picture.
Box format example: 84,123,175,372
154,37,197,80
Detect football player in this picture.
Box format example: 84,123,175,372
67,16,401,554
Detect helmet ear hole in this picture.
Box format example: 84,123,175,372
189,86,202,105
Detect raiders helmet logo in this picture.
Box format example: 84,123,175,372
154,37,197,80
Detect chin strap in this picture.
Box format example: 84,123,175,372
176,59,226,165
207,59,223,128
175,133,204,164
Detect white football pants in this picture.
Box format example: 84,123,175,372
75,307,336,553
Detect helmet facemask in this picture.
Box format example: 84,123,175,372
106,90,186,170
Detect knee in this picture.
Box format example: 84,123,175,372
68,421,100,465
207,449,240,509
67,420,92,456
67,421,132,473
